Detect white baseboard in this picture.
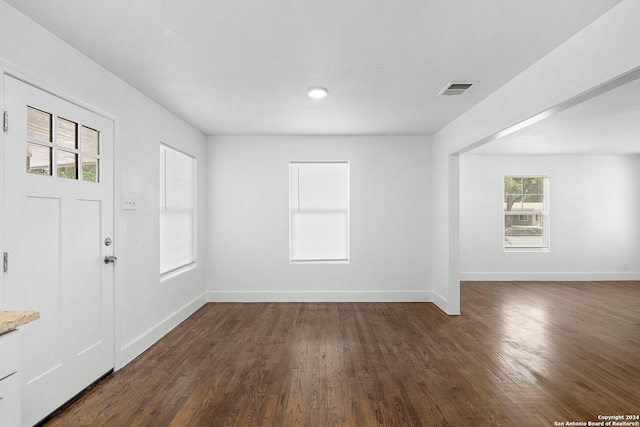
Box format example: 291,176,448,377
207,291,432,303
431,291,447,311
459,272,640,281
117,292,207,369
431,292,461,316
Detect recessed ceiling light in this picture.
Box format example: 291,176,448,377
307,87,328,99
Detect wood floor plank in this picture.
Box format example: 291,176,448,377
44,282,640,426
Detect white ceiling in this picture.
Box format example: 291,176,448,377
469,74,640,155
5,0,623,136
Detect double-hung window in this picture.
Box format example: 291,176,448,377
160,144,196,273
504,176,549,250
290,161,349,263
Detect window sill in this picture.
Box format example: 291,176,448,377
504,247,549,253
160,262,196,281
290,259,350,265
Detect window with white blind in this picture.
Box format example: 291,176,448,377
160,144,196,273
290,161,349,263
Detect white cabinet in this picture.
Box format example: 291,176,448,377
0,330,21,427
0,372,21,427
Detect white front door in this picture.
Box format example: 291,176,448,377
3,75,115,426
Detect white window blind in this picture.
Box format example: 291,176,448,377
160,144,195,273
290,161,349,263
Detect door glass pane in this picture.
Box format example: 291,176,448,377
57,150,77,179
81,126,99,154
57,117,78,149
27,143,52,175
82,156,99,182
27,106,52,143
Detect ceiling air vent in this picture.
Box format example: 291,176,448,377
438,82,476,96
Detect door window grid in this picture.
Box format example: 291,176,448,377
26,106,100,182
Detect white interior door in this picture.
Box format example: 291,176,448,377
3,75,115,426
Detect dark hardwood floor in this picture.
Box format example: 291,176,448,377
45,281,640,426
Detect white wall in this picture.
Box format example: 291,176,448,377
2,1,638,355
0,1,208,368
432,0,640,314
460,155,640,280
206,135,432,301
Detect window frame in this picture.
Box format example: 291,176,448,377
289,161,350,264
159,143,197,275
503,175,550,252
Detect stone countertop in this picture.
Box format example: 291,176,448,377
0,311,40,334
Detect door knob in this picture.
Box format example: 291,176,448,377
104,255,117,264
